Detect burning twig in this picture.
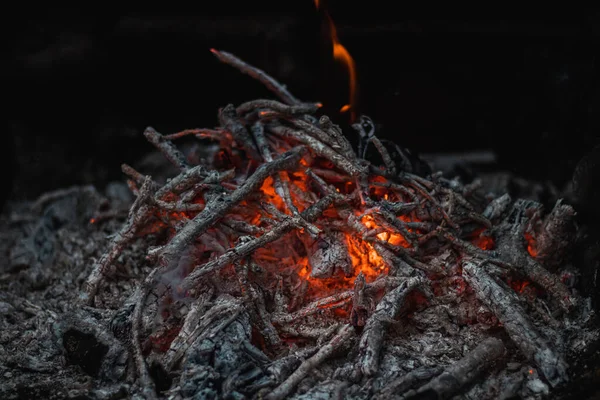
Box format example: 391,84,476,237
157,146,306,269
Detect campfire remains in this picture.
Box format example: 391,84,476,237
1,49,598,400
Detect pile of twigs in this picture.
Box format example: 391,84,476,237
81,49,579,399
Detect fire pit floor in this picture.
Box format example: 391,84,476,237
0,50,598,400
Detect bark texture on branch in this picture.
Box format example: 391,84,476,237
462,260,568,387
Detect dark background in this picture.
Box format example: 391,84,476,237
4,5,600,208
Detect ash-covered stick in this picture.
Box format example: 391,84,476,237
373,243,420,276
158,146,306,268
370,135,397,175
211,48,304,106
234,260,281,348
492,200,577,311
221,218,265,235
236,99,320,116
358,276,426,377
363,201,417,244
273,290,353,324
251,121,300,216
380,200,418,216
131,267,161,400
482,193,512,220
144,126,190,171
180,194,335,290
264,324,355,400
533,199,576,269
162,293,243,372
219,104,262,162
279,323,341,340
462,260,568,387
82,177,154,305
310,168,351,182
318,115,358,161
351,272,369,332
261,111,344,153
374,366,444,400
121,164,159,189
163,128,225,141
269,125,365,177
153,199,204,212
155,165,208,198
407,337,506,400
179,169,236,203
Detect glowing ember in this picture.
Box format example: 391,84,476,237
524,231,538,257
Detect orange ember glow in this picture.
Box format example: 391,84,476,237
314,0,358,121
471,228,495,250
524,232,538,257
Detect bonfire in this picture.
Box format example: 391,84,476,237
54,47,593,400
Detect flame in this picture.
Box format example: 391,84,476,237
314,0,358,121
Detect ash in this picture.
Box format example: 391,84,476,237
0,51,598,400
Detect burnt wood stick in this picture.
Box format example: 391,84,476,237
163,128,224,140
272,289,353,324
408,337,506,400
269,125,365,177
164,294,242,372
358,276,427,377
351,272,369,332
462,260,568,387
279,323,341,340
534,199,576,269
179,169,236,203
218,104,262,162
180,194,335,291
158,146,306,269
363,201,418,243
374,366,444,400
308,230,353,278
264,324,355,400
155,164,208,198
143,126,190,171
251,121,300,216
318,115,357,161
370,135,397,175
492,200,577,311
211,48,304,106
121,164,159,190
380,200,419,215
310,168,351,182
260,111,343,154
130,267,161,400
234,260,282,348
82,177,154,305
236,99,320,116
